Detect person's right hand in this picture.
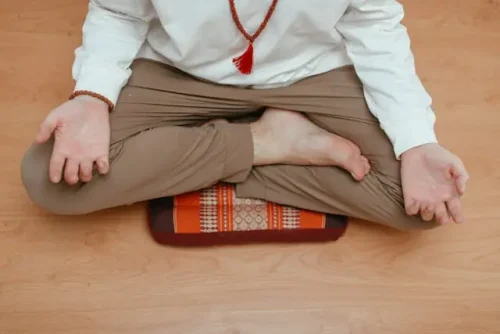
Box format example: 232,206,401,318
35,95,111,185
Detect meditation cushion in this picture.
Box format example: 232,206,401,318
147,183,348,246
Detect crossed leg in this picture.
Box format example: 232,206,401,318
236,67,438,230
21,59,438,230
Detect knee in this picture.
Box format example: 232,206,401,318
369,176,441,232
21,144,86,216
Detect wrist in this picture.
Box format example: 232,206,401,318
73,96,110,115
69,90,114,112
73,94,107,106
401,143,438,160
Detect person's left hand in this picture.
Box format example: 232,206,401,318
401,143,469,225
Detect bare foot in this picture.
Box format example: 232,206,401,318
250,108,371,181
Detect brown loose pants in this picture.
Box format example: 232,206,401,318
21,59,438,230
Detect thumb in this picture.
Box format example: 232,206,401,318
35,115,58,144
451,158,469,195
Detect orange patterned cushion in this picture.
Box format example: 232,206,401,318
147,183,348,246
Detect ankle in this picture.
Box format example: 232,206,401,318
250,121,280,166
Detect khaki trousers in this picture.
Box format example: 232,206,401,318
21,59,438,231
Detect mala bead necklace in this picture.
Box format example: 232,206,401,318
229,0,279,74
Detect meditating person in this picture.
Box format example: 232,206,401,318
21,0,469,230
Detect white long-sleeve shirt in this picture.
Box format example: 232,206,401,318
73,0,438,158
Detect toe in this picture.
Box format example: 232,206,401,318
362,156,371,175
350,172,362,181
348,157,369,181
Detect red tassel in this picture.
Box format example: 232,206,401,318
232,43,253,75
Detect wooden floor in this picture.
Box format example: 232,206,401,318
1,1,499,333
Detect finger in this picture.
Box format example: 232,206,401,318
451,159,469,195
96,156,110,175
49,152,66,183
420,204,435,222
455,173,469,195
447,197,464,224
64,159,80,185
405,199,420,216
35,115,57,144
79,160,94,183
435,203,451,225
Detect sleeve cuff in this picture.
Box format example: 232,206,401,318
384,119,438,160
73,62,131,107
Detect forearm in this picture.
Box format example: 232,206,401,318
337,0,437,158
72,0,154,107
